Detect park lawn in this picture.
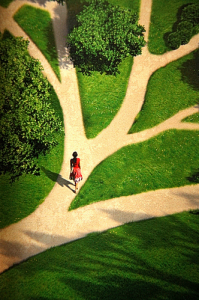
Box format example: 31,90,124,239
0,83,64,229
70,130,199,210
148,0,199,54
76,0,141,138
183,113,199,123
14,5,61,81
0,211,199,300
77,56,133,138
129,49,199,134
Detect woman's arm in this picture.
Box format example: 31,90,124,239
70,159,73,171
78,159,81,169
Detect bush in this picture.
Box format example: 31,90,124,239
181,4,199,26
177,21,193,44
177,20,193,32
167,3,199,49
168,32,181,49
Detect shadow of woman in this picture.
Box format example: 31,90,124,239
41,167,75,193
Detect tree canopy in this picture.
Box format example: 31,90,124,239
67,0,146,75
0,34,63,181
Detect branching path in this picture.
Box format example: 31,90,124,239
0,0,199,273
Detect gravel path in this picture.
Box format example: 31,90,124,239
0,0,199,273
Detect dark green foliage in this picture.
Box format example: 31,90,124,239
0,0,13,7
181,4,199,26
67,0,146,75
168,3,199,49
0,35,63,181
177,21,193,44
167,31,181,49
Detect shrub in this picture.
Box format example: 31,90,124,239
168,32,181,49
181,4,199,26
177,21,193,44
167,3,199,49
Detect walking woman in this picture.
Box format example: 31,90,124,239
70,151,83,193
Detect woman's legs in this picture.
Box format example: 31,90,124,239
75,181,78,193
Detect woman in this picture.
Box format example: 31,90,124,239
70,151,83,193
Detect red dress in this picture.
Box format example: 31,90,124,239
70,158,83,183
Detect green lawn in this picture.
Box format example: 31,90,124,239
0,83,64,229
148,0,199,54
70,130,199,210
1,211,199,300
14,5,61,81
129,49,199,134
183,113,199,123
77,56,133,138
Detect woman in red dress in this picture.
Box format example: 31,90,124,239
70,151,83,193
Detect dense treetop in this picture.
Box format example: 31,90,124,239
67,0,146,75
0,34,63,181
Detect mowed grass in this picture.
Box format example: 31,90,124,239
70,130,199,210
129,49,199,134
76,0,141,138
0,85,64,229
183,113,199,123
77,56,133,138
148,0,199,54
1,211,199,300
14,5,61,81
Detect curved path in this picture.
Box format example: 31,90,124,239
0,0,199,273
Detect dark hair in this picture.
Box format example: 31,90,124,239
72,151,78,163
73,151,78,157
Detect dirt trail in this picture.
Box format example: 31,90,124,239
0,0,199,274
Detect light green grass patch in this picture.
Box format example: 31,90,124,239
183,113,199,123
0,211,199,300
69,130,199,210
129,49,199,134
14,5,61,81
148,0,199,54
77,56,133,138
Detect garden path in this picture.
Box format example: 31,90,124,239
0,0,199,273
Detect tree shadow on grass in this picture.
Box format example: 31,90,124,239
178,49,199,92
2,213,199,299
41,166,75,192
187,168,199,183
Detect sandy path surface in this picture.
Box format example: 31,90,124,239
0,0,199,273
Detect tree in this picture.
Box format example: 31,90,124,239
0,34,63,181
167,4,199,49
67,0,146,75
